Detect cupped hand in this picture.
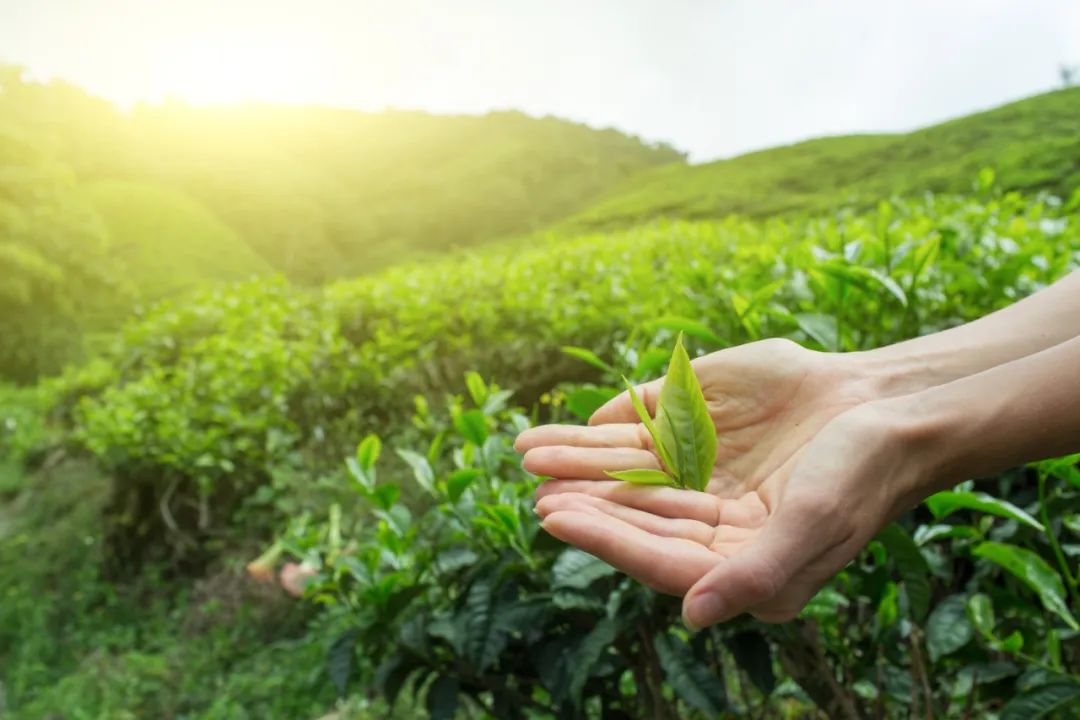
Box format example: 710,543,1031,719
518,339,877,500
515,339,925,626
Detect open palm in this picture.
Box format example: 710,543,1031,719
516,339,905,625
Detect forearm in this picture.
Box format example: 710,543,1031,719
852,271,1080,395
890,333,1080,498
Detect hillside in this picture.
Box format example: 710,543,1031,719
0,67,684,284
0,67,681,380
564,87,1080,230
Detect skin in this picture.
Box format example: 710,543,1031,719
515,272,1080,628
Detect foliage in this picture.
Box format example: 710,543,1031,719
0,65,680,287
564,87,1080,232
0,113,125,381
5,174,1080,716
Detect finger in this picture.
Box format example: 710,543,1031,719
523,446,659,480
589,378,664,426
535,479,723,525
514,423,649,453
681,500,849,628
542,510,718,595
536,492,716,546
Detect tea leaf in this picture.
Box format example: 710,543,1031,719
926,490,1044,532
604,469,677,486
623,376,678,478
973,542,1079,630
356,434,382,471
561,346,617,375
654,334,716,492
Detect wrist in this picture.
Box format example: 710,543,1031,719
870,387,975,502
841,346,954,400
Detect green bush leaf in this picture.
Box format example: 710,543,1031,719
425,675,460,720
644,315,724,346
973,541,1079,630
565,386,617,422
727,630,776,696
967,593,995,637
999,682,1080,720
445,468,482,503
464,371,488,407
464,578,507,672
794,312,838,351
603,468,677,486
925,490,1044,532
396,448,435,495
356,433,381,471
561,345,616,375
654,631,727,715
454,409,489,446
569,618,618,707
553,548,617,590
654,333,716,491
926,594,974,661
326,628,359,698
877,523,931,620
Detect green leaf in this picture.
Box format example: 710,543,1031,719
565,386,617,422
973,541,1079,630
371,483,400,511
926,594,974,662
603,468,677,486
999,630,1024,653
464,371,488,407
967,593,995,637
553,548,617,589
445,468,481,503
877,523,932,620
464,578,506,672
482,504,520,536
999,682,1080,720
794,312,838,351
356,433,381,471
727,630,775,696
569,618,617,707
654,631,727,715
425,675,460,720
326,628,359,698
654,333,716,491
623,376,678,477
561,345,617,375
396,448,435,495
645,315,724,346
454,409,489,446
817,261,908,307
925,490,1044,532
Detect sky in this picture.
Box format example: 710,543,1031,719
2,0,1079,161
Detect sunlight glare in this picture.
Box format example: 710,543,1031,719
153,28,333,105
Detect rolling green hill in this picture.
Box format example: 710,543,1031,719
564,87,1080,231
83,180,271,299
0,67,684,284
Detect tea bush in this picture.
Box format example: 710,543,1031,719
16,183,1080,717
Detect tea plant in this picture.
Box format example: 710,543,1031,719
607,334,717,491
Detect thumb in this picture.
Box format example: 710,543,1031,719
589,377,664,426
682,501,834,628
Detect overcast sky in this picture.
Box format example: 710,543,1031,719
2,1,1079,161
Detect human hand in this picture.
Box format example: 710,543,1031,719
534,400,933,627
515,339,933,627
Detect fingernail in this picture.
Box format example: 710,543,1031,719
686,591,724,628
